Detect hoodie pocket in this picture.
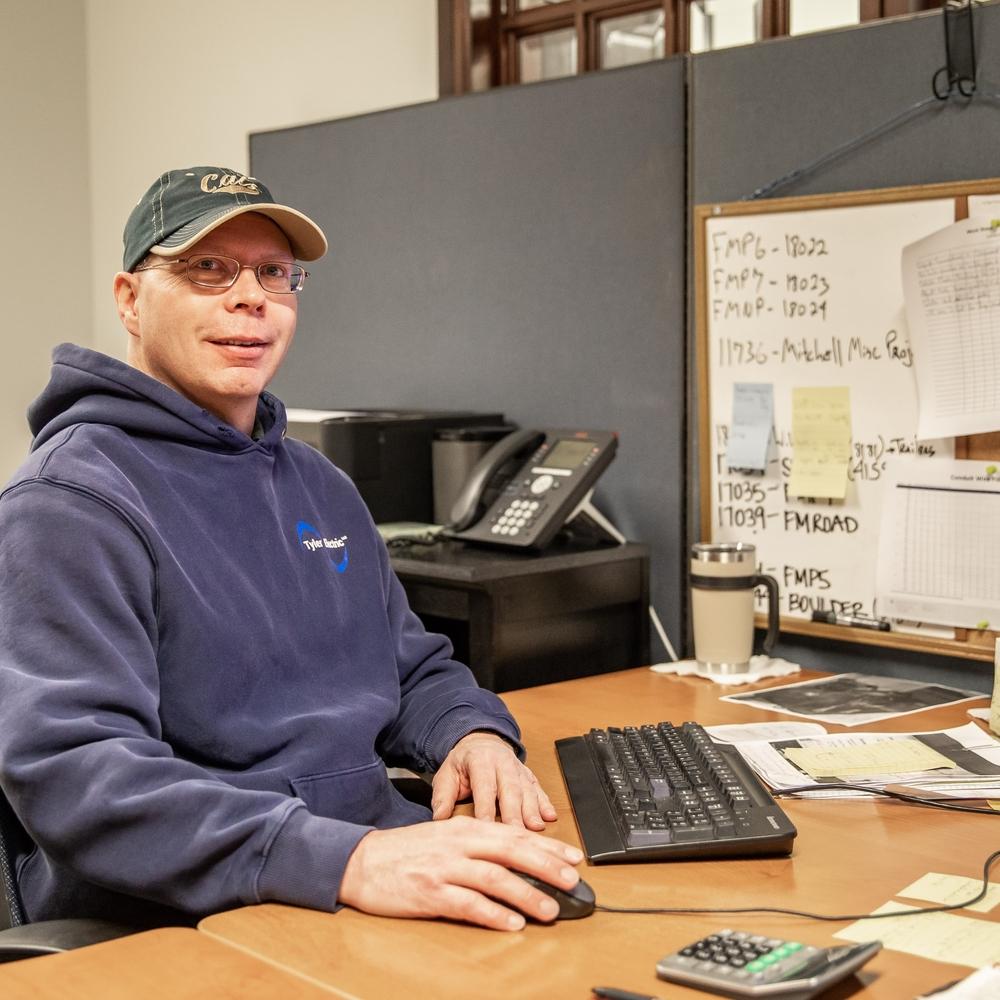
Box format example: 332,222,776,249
290,760,393,827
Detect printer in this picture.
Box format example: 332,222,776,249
284,409,507,524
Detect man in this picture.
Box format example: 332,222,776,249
0,167,582,933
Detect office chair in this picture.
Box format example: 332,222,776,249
0,788,134,962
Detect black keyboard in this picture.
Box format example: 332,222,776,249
555,722,797,863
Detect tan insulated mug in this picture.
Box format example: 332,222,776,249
690,542,779,675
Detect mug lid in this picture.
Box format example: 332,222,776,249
691,541,755,563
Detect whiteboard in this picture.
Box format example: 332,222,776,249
699,196,957,623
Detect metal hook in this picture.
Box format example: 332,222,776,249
933,0,977,101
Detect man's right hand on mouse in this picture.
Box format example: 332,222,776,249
337,815,583,931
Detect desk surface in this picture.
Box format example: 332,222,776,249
0,927,337,999
200,667,995,999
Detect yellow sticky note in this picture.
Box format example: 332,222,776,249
898,872,1000,914
836,903,1000,969
787,386,852,499
782,737,954,779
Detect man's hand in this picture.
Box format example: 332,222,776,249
431,731,558,830
338,815,583,930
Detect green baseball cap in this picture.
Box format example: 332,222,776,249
122,166,328,272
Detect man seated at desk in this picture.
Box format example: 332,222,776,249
0,166,582,933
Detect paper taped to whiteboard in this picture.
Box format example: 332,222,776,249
876,458,1000,629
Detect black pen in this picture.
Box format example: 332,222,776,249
811,610,890,632
592,988,661,1000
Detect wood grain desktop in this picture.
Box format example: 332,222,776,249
0,927,339,999
198,667,995,999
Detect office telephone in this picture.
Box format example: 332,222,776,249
446,427,617,549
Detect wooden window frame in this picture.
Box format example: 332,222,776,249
439,0,945,96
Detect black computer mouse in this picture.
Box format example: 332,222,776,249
515,871,596,920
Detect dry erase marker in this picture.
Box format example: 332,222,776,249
811,610,890,632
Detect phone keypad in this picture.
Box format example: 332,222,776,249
490,498,544,536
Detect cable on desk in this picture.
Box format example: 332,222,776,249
593,848,1000,924
773,782,1000,816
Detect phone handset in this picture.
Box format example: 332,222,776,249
448,429,545,531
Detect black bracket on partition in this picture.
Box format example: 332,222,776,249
933,0,977,100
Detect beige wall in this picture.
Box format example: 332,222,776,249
1,0,92,480
85,0,438,360
1,0,437,483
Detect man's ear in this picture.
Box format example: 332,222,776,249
113,271,142,337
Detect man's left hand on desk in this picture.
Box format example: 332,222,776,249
431,731,558,830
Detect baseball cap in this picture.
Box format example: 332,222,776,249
122,167,328,272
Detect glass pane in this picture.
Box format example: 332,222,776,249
469,0,492,17
470,45,492,91
790,0,860,35
689,0,762,54
600,10,666,69
519,27,577,83
517,0,564,9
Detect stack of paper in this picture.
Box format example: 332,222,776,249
734,722,1000,799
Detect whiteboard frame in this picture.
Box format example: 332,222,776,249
695,178,1000,663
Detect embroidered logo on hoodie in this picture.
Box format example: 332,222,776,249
296,520,349,573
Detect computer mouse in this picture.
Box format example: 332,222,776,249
515,871,596,920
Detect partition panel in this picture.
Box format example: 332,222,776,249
251,59,689,660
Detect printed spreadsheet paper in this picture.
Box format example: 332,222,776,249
876,459,1000,629
902,217,1000,439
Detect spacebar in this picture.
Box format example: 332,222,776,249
626,828,673,847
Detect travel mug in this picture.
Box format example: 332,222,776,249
690,542,780,675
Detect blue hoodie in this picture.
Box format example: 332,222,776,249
0,344,522,925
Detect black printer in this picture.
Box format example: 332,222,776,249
284,409,506,524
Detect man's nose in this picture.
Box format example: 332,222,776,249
227,266,266,306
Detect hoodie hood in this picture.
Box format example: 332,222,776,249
28,343,286,453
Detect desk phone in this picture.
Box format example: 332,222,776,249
447,428,617,550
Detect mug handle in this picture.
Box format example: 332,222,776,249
753,574,780,657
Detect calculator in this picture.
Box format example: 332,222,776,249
656,929,881,998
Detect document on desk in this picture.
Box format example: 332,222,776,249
902,217,1000,439
705,721,827,745
917,964,1000,999
733,721,1000,799
875,458,1000,630
721,672,982,727
899,873,1000,914
837,903,1000,969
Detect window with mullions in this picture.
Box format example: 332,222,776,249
438,1,945,95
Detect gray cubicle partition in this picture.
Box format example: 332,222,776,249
690,5,1000,691
253,5,1000,691
251,60,689,662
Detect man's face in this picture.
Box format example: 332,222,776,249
114,212,299,433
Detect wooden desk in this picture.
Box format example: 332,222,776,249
0,927,338,999
199,667,996,999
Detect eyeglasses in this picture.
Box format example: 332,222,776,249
134,254,309,294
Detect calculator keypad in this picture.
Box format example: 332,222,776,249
664,929,819,985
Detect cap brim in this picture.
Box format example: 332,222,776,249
151,203,328,261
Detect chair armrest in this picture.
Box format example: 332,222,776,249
0,919,136,962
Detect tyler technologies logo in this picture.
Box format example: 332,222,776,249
296,520,349,573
